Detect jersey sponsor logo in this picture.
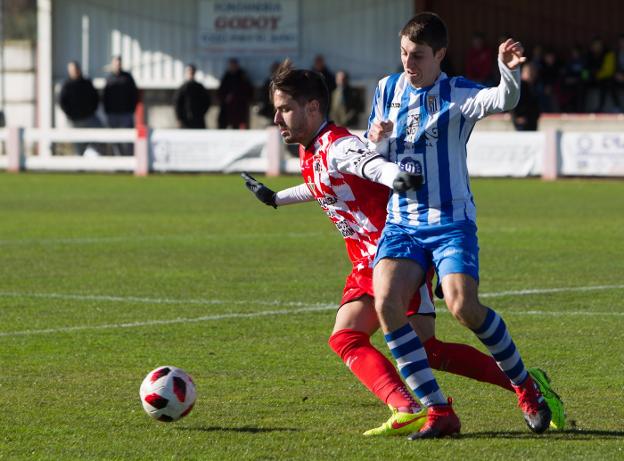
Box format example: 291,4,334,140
399,154,425,183
346,148,377,168
386,102,401,108
406,113,420,138
317,195,337,207
335,219,355,237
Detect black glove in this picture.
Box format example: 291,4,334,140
241,172,277,208
392,171,423,192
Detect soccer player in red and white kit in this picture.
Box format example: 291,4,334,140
242,60,561,436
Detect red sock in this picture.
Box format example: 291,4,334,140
329,329,420,411
423,336,514,392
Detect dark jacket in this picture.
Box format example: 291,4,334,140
174,80,211,128
59,77,99,121
217,69,253,128
103,71,139,114
512,81,541,131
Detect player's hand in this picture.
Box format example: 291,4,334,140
499,38,526,70
367,120,394,143
241,172,277,208
392,171,423,192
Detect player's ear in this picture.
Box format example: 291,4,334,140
434,47,447,64
307,99,320,115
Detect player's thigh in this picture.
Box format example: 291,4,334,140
373,258,426,310
408,314,436,342
332,295,379,335
441,272,486,328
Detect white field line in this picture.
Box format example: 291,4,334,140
0,284,623,338
2,284,623,307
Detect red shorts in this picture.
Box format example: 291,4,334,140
340,266,435,316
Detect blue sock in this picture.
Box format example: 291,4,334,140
384,324,447,407
472,308,528,386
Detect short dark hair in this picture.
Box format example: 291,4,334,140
269,59,329,117
400,12,448,53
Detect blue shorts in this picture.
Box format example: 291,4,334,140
373,221,480,283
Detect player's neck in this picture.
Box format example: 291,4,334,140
302,119,329,147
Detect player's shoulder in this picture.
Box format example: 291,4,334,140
377,72,404,88
450,76,486,90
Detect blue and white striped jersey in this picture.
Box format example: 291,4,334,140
366,60,520,227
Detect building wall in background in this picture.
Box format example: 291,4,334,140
52,0,412,88
0,41,36,127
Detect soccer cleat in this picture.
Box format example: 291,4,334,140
407,398,461,440
363,406,427,436
513,375,552,433
528,367,566,430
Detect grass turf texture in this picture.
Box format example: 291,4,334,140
0,173,623,460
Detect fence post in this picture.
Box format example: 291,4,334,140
7,126,25,173
266,126,282,177
134,125,151,176
542,128,560,180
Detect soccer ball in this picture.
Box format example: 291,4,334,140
139,366,196,422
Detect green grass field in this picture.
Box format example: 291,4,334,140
1,173,623,460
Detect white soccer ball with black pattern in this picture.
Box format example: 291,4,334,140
139,366,196,422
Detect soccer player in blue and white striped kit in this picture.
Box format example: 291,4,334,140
366,13,552,439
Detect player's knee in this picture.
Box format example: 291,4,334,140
328,329,369,360
373,296,398,318
446,295,484,328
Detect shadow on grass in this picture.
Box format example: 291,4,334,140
176,425,299,434
461,429,624,440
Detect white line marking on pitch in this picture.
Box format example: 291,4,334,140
1,284,623,307
0,284,623,337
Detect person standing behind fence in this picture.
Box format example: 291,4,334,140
174,64,211,129
59,60,102,155
103,56,138,154
512,62,541,131
217,58,253,129
329,70,363,127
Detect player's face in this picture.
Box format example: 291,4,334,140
400,36,445,88
272,89,310,145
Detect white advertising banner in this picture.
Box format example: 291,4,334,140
466,132,544,177
198,0,299,56
151,129,269,172
560,132,624,176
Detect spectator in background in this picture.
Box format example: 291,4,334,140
59,60,102,155
329,70,363,127
612,34,624,111
464,32,494,84
103,55,138,155
312,54,336,94
257,61,280,122
217,58,253,129
512,63,541,131
174,63,210,129
560,46,587,112
586,37,616,112
539,49,561,112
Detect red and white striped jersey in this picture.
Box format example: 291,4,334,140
299,122,391,270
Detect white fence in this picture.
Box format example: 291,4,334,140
1,127,624,178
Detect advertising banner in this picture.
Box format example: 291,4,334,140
199,0,299,56
560,132,624,176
